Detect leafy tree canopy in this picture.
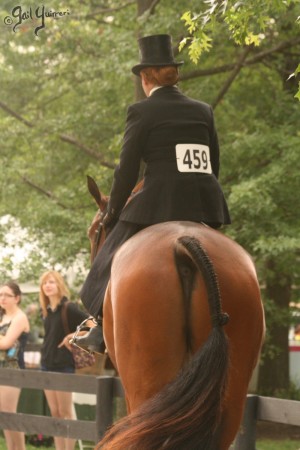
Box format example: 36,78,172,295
180,0,300,99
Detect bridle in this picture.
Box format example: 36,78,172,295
91,208,106,263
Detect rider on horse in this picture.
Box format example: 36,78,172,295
76,34,231,354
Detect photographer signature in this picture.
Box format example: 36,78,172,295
4,5,70,36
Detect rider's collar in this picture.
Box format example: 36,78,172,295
149,86,163,96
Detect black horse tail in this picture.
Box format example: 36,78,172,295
96,235,229,450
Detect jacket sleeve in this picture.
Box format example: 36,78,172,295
108,104,145,217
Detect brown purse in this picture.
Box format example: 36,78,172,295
61,302,95,369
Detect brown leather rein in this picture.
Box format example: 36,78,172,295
91,209,106,263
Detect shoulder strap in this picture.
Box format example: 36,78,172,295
61,302,70,335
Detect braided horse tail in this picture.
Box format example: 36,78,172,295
97,236,230,450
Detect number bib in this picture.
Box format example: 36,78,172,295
175,144,212,173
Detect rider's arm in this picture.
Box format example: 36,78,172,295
107,104,145,218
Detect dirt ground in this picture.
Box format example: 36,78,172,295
257,422,300,440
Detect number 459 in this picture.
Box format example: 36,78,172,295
176,144,212,173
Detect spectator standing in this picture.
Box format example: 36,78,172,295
0,281,30,450
39,270,91,450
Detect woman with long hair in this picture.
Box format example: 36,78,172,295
39,270,92,450
0,281,30,450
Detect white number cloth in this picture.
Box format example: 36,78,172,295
175,144,212,174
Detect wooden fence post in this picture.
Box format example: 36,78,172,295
94,376,114,443
234,395,258,450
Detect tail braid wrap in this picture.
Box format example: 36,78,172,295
177,236,230,329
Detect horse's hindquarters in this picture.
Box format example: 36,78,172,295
103,222,264,449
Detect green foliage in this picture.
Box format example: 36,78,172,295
180,13,212,64
180,0,300,98
181,0,299,52
0,0,205,284
258,381,300,401
292,64,300,100
0,0,140,284
277,383,300,401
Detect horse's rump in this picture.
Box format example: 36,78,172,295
98,221,264,450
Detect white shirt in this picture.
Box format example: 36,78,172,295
149,86,163,96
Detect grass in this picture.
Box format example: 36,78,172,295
0,435,94,449
256,440,300,450
0,437,299,450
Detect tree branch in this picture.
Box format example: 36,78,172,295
0,101,34,128
0,101,115,169
144,0,161,16
60,134,115,169
179,37,300,81
74,1,136,19
20,175,68,209
212,46,252,110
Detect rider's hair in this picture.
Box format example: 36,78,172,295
141,66,179,86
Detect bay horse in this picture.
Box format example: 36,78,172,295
86,176,265,450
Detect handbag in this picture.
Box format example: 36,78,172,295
61,302,96,370
69,343,95,370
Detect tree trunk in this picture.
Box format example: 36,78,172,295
258,259,292,395
134,0,153,101
134,0,152,179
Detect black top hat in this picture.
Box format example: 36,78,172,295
132,34,184,76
